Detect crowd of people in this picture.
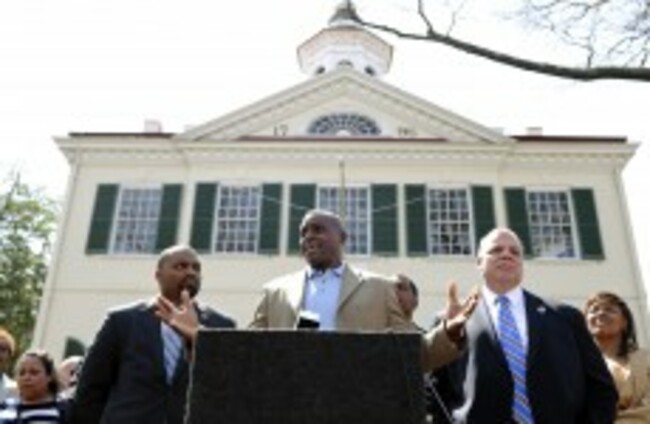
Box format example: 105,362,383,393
0,209,648,423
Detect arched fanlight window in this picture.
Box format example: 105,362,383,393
307,113,381,136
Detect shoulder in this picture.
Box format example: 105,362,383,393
198,304,236,328
347,265,395,286
262,270,305,292
525,291,582,319
106,299,150,317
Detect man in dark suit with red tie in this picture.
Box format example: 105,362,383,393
69,245,235,424
441,228,617,423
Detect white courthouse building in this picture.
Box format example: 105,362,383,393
34,3,648,357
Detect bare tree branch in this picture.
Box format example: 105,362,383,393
351,9,650,81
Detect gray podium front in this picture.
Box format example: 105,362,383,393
185,330,426,424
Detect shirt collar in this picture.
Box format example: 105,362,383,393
305,263,345,280
482,284,525,309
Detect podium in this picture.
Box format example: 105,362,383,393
185,330,426,424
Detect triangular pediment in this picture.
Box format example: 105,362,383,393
175,68,512,144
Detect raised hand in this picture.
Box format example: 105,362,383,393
155,289,200,344
443,281,479,345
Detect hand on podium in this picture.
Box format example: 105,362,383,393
155,289,201,351
442,282,479,346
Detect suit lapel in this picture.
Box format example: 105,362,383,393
469,296,511,375
142,303,167,383
284,271,306,325
524,291,545,371
336,264,362,311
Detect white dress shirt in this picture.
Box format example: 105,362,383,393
303,264,344,331
482,285,529,351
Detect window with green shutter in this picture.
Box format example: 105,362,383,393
571,188,604,260
471,185,496,250
259,183,283,255
86,184,118,254
190,183,217,253
155,184,183,252
288,184,316,254
504,188,533,257
371,184,398,255
405,184,427,256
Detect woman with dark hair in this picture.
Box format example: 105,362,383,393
0,349,67,423
585,291,650,423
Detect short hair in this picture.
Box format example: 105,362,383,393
16,349,60,396
301,209,347,238
397,275,419,299
157,245,198,269
584,291,638,358
0,327,16,356
477,227,523,258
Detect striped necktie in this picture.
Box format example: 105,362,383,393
161,322,182,384
497,296,534,424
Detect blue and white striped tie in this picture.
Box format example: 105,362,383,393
161,322,182,384
497,296,534,424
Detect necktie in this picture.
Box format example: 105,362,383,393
497,296,534,424
161,322,182,384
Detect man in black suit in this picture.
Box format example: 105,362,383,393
70,245,235,424
442,227,617,423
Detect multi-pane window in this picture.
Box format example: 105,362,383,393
214,185,261,253
427,188,473,255
112,187,162,253
318,186,370,255
308,113,381,136
527,191,577,258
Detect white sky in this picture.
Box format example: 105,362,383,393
0,0,648,298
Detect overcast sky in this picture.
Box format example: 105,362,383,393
1,0,647,298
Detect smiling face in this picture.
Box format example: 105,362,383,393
299,210,345,271
156,246,202,305
16,354,55,404
477,229,524,294
585,298,628,342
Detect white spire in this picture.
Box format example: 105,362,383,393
297,0,393,77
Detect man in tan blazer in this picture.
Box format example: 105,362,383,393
157,210,476,372
249,209,476,371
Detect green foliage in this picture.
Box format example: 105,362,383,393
0,172,58,357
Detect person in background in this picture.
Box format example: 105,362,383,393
0,327,17,403
0,349,66,423
585,291,650,423
56,356,83,401
440,227,617,423
70,245,236,424
395,274,419,324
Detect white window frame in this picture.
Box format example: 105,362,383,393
526,188,580,259
426,186,475,256
110,185,163,254
317,185,371,256
212,184,262,254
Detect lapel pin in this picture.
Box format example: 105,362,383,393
537,305,546,314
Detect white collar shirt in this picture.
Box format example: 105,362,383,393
303,264,344,331
482,284,529,351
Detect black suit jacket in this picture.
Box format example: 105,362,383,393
442,290,617,423
69,299,235,424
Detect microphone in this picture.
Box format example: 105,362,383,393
296,310,320,330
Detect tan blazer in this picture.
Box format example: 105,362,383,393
613,348,650,423
249,264,459,371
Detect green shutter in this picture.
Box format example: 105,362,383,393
504,188,533,256
287,184,316,254
63,337,86,358
372,184,398,255
190,183,217,253
405,184,428,256
259,183,283,255
471,186,496,251
86,184,118,254
571,188,604,260
155,184,183,252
